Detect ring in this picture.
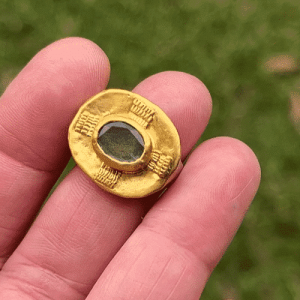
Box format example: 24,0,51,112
68,89,182,198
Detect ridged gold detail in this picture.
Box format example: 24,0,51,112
148,150,173,178
75,111,100,137
94,162,121,189
69,89,181,198
130,98,155,128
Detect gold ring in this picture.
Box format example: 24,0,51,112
68,89,182,198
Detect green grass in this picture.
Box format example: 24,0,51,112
1,0,300,298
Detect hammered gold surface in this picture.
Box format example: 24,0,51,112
68,89,181,198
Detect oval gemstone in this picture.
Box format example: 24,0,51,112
98,121,144,162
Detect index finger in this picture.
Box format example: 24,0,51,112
0,37,110,266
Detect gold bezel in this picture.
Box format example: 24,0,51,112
92,114,152,173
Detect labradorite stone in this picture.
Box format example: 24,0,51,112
98,121,144,162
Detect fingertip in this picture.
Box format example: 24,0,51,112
31,37,111,93
0,37,111,171
183,136,261,209
133,71,213,158
199,136,261,185
134,71,212,118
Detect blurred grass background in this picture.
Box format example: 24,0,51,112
1,0,300,299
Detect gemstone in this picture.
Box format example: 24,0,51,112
98,121,144,162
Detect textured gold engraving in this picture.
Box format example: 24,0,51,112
148,150,173,178
94,162,121,188
69,89,181,198
75,111,100,137
130,98,155,128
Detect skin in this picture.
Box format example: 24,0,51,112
0,37,261,300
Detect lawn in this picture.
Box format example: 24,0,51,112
1,0,300,298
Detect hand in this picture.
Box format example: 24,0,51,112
0,38,261,300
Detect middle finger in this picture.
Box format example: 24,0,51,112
0,71,212,299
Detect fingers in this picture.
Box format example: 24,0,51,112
86,137,261,300
0,72,212,299
0,38,110,266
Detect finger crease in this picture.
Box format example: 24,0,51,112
0,123,56,173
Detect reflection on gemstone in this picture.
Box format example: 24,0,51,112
98,121,144,162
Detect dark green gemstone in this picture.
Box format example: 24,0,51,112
98,121,144,162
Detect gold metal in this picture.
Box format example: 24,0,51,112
68,89,182,198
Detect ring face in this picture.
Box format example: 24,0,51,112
68,89,181,198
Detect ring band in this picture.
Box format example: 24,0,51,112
68,89,182,198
